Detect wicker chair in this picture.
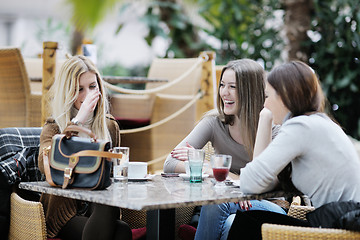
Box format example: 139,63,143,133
8,192,47,240
261,197,360,240
0,48,42,128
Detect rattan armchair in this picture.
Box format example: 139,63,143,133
0,48,42,128
261,197,360,240
262,223,360,240
8,192,47,240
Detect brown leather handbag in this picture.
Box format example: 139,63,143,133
43,125,121,190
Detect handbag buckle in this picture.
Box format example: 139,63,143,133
64,167,73,179
43,146,51,156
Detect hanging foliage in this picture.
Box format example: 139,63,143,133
309,0,360,139
197,0,284,68
66,0,119,31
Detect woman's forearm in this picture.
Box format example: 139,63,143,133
253,108,273,158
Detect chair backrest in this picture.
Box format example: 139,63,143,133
145,58,204,172
146,57,203,95
119,57,205,172
262,223,360,240
24,58,66,80
0,48,31,128
8,192,47,240
149,94,198,172
110,57,203,122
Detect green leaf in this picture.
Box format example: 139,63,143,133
66,0,120,31
115,24,124,35
335,76,351,89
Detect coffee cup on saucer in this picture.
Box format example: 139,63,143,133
128,162,148,179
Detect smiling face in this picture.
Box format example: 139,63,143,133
74,71,99,110
264,81,290,124
219,69,238,116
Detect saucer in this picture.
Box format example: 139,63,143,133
128,174,155,182
179,173,209,181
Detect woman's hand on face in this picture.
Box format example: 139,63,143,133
237,200,252,211
76,90,101,123
171,142,194,161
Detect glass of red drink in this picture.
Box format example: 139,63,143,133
210,154,232,187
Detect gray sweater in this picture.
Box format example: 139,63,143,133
163,115,250,174
240,113,360,208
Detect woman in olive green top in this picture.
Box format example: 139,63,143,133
38,55,131,240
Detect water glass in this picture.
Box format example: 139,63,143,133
188,149,205,183
111,147,129,183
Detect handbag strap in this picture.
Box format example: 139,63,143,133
62,150,123,189
64,125,97,140
69,149,123,160
57,135,122,160
42,146,57,187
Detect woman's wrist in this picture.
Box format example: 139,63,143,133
259,108,273,124
71,118,83,126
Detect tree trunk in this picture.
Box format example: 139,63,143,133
284,0,313,62
70,28,84,56
159,0,199,57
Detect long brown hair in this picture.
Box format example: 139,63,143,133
217,59,265,159
267,61,325,117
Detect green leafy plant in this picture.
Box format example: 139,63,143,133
197,0,284,69
309,0,360,139
140,0,209,58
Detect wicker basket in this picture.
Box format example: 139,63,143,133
262,197,360,239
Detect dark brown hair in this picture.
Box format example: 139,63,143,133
267,61,325,117
269,61,326,193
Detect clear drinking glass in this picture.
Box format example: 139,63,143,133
188,149,205,183
111,147,129,183
210,154,232,187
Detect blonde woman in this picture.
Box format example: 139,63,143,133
164,59,267,176
38,55,131,240
164,59,286,240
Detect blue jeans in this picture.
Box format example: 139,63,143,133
194,200,286,240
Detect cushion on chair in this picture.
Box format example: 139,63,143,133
131,227,146,240
116,119,150,130
178,224,196,240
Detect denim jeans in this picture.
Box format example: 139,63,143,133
194,200,286,240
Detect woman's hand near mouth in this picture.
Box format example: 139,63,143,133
75,90,101,124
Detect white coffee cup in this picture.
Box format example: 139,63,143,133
128,162,148,179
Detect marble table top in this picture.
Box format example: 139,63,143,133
19,175,287,211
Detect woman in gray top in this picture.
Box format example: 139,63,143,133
164,59,286,240
227,61,360,239
164,59,266,176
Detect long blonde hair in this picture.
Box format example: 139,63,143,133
217,59,265,159
50,55,110,141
